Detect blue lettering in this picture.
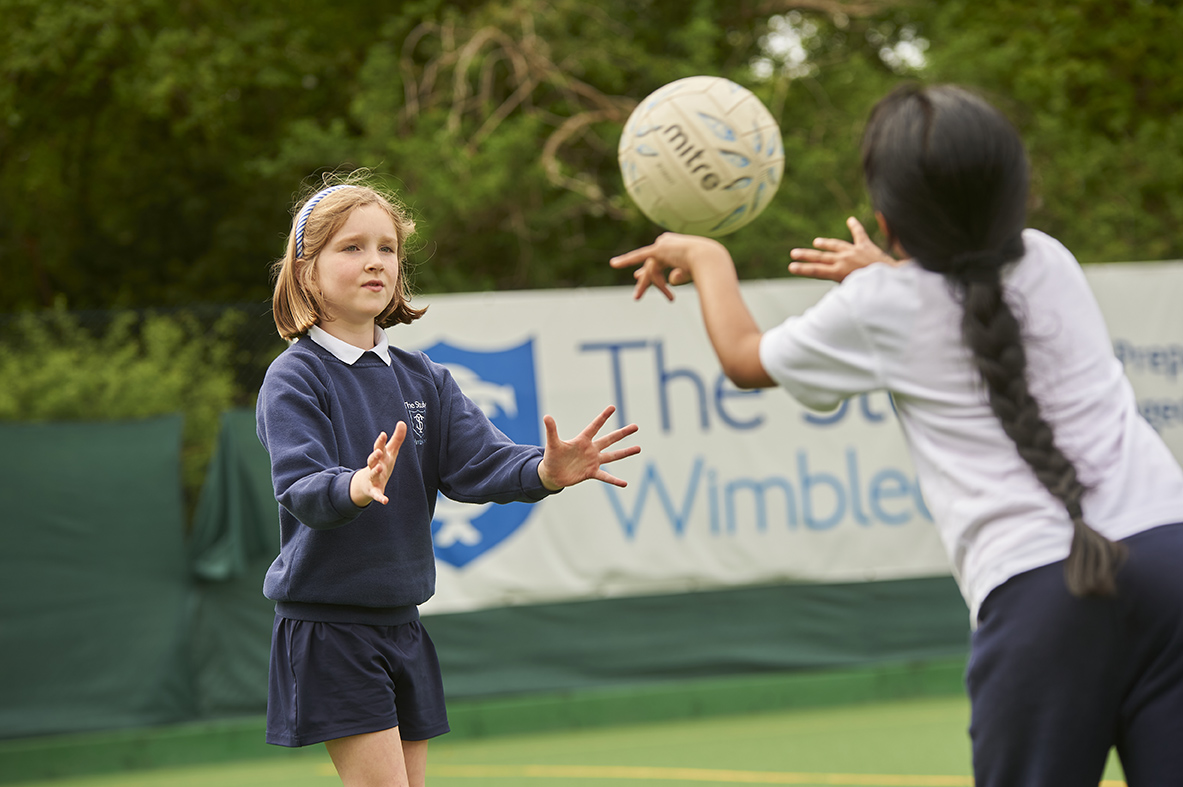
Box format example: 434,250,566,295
803,399,849,426
869,469,912,525
797,451,844,530
1138,398,1183,432
714,375,764,430
803,393,896,427
654,341,708,432
725,476,797,532
603,457,703,538
579,339,648,426
859,393,890,423
845,448,870,526
1113,340,1183,381
604,451,932,538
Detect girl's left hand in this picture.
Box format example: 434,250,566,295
537,405,640,490
787,217,898,283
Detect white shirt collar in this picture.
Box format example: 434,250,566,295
307,324,391,366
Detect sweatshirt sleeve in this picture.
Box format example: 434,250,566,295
256,352,367,529
430,362,554,504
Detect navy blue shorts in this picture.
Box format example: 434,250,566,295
967,522,1183,787
266,616,450,747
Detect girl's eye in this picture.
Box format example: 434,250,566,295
381,246,396,254
343,244,360,252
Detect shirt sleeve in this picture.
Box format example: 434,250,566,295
758,270,886,411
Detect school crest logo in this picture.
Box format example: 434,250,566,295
423,339,541,568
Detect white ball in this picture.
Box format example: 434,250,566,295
618,75,784,237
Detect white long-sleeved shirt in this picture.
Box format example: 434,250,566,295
760,229,1183,622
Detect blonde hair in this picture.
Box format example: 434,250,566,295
271,175,426,340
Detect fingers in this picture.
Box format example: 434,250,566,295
388,421,407,455
846,215,870,243
594,469,629,488
598,445,641,466
789,247,835,264
594,422,640,451
631,270,657,301
810,236,851,252
368,432,388,469
581,405,615,435
787,260,845,282
609,243,658,269
543,414,560,446
631,259,676,302
580,407,642,448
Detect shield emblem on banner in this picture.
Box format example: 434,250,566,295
423,339,541,568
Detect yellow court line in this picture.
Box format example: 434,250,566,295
427,764,974,785
321,762,1127,786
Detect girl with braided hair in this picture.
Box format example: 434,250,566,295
610,84,1183,786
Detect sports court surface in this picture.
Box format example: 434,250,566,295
5,693,1126,787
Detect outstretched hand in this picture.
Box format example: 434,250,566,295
788,217,899,283
609,233,732,302
350,421,408,506
537,405,640,491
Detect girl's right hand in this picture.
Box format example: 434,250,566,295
609,233,733,302
350,421,407,506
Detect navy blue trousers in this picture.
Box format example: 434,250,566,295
967,523,1183,786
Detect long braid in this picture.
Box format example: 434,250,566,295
863,84,1128,597
959,271,1126,596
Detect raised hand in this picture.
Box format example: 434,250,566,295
537,405,640,490
788,216,899,283
609,233,732,302
350,421,408,506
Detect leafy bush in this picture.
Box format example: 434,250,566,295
0,308,248,524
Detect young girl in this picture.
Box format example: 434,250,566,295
258,178,640,787
610,84,1183,786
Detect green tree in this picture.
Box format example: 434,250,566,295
254,0,912,290
0,0,388,310
3,0,1179,315
919,0,1183,263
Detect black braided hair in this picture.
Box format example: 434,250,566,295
861,84,1125,596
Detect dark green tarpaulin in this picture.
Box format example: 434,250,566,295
186,408,277,717
1,409,969,740
0,416,194,739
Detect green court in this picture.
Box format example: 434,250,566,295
6,693,1126,787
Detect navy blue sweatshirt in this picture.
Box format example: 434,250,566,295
256,335,552,625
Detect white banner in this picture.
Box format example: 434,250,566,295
389,262,1183,615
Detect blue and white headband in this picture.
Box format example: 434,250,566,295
294,185,354,259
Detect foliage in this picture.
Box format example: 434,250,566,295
256,0,913,289
1,0,1180,315
0,308,245,519
0,0,388,310
918,0,1183,263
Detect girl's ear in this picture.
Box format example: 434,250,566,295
875,211,909,259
